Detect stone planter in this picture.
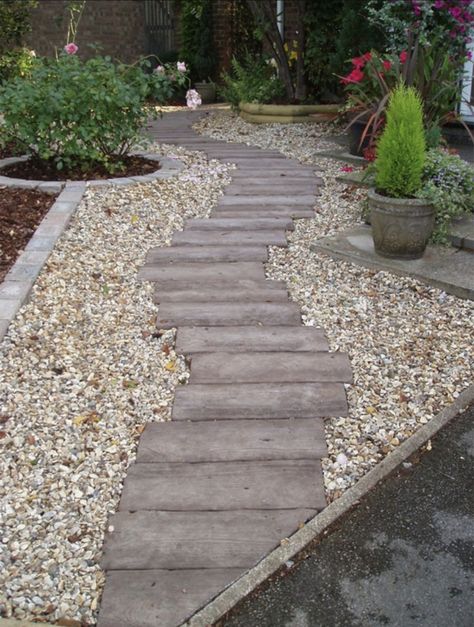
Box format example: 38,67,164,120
368,188,435,260
239,102,339,124
195,81,216,104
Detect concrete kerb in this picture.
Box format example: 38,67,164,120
0,621,56,627
184,384,474,627
0,154,183,341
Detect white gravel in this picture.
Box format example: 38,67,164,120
195,110,474,501
0,144,233,625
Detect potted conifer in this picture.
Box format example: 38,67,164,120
368,83,435,259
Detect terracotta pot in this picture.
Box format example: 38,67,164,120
368,188,435,259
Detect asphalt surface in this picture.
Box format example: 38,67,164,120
224,404,474,627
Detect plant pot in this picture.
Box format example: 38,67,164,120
348,119,372,157
368,188,435,259
195,81,216,104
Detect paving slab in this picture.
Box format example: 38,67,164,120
156,302,301,328
154,287,288,303
119,460,326,511
175,325,329,354
312,225,474,300
138,261,265,282
102,509,316,570
146,245,268,263
185,217,294,231
98,568,245,627
172,382,348,420
218,195,316,206
136,418,328,462
172,229,288,247
189,351,352,384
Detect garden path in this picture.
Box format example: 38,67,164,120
97,110,352,627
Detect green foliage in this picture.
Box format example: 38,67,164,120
179,0,217,81
220,55,285,109
0,47,36,84
0,0,37,83
418,149,474,243
375,83,426,198
0,53,187,172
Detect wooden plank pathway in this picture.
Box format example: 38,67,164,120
98,111,352,627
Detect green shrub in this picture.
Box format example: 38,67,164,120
220,55,285,110
418,149,474,244
179,0,217,82
0,52,187,172
0,0,37,83
375,83,426,198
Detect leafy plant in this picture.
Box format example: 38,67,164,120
179,0,217,81
220,54,285,109
418,149,474,243
375,83,426,198
0,0,37,83
0,51,188,172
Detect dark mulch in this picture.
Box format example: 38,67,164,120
1,155,160,181
0,187,57,282
0,140,26,160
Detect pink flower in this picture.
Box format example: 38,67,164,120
467,50,473,61
186,89,202,110
154,65,165,74
177,61,186,72
434,0,444,8
64,42,78,55
340,165,354,173
362,52,372,62
400,50,408,64
351,55,366,69
449,7,463,20
383,60,392,71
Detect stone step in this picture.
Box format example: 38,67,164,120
172,382,348,420
98,568,246,627
172,229,288,247
138,261,264,283
156,302,301,328
154,287,288,303
219,195,316,206
119,459,326,511
189,352,352,384
212,208,314,219
146,245,269,263
175,325,329,354
185,217,294,231
102,509,316,570
136,418,328,462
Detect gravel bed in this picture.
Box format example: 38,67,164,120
0,145,233,625
195,111,474,501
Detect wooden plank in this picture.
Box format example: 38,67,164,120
138,261,264,283
211,208,314,219
102,509,316,570
185,217,294,231
172,382,348,420
119,460,326,512
98,569,246,627
153,287,288,303
189,352,352,384
175,325,328,354
156,302,301,328
146,246,269,263
219,195,316,206
172,230,288,247
137,418,328,462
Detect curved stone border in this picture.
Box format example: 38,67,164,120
0,153,184,193
0,154,183,342
184,383,474,626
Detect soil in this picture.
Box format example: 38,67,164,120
0,140,26,160
0,187,56,282
0,155,160,181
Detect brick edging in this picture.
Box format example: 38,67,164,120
0,154,183,342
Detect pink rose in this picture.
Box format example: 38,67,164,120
154,65,165,74
186,89,202,110
64,42,78,55
177,61,186,72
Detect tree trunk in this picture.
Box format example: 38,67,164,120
295,0,307,101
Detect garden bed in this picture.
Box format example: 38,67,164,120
0,186,56,282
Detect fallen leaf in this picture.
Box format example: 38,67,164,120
131,214,139,225
366,406,377,415
165,360,176,372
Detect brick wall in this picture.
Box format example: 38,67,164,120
26,0,148,63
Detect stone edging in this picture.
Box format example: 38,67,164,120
0,153,183,193
184,384,474,626
0,154,183,342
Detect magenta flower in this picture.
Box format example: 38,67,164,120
177,61,186,72
434,0,444,8
64,42,78,55
340,165,354,173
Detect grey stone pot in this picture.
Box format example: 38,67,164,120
368,188,435,260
